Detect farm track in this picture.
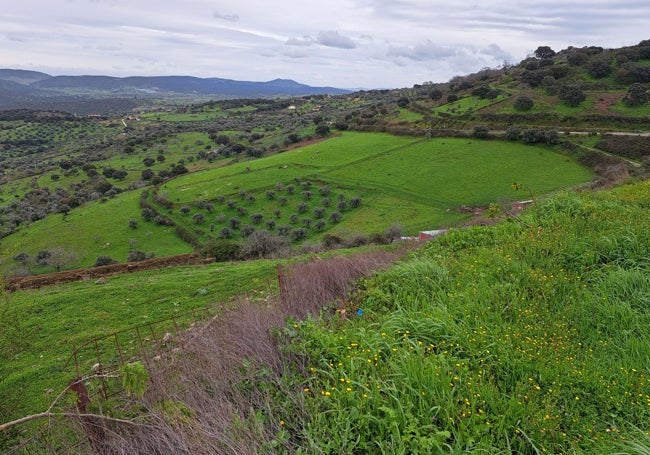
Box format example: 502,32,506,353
6,252,212,291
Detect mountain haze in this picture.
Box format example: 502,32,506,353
0,69,351,113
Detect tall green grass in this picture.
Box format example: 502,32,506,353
268,179,650,453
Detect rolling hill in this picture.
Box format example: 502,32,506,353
0,69,351,113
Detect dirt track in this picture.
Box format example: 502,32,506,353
6,253,213,291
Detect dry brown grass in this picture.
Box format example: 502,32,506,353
82,248,411,454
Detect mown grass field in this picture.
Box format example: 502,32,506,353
266,179,650,453
0,259,279,427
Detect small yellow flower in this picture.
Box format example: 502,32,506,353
280,420,285,426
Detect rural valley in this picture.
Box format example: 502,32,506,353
1,40,650,453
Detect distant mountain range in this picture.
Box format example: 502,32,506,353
0,69,351,114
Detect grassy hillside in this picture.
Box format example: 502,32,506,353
0,259,279,426
263,180,650,453
155,132,593,241
0,132,593,274
0,190,193,274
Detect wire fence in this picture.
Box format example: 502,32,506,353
5,306,215,454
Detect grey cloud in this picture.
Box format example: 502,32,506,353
213,11,240,22
317,31,356,49
286,36,315,47
387,40,458,61
6,32,27,42
480,43,512,62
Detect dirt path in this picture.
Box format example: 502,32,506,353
6,253,212,292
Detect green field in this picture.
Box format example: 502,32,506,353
0,190,193,274
0,259,279,426
162,132,593,235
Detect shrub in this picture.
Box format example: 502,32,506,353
201,237,241,261
229,217,241,230
128,219,138,229
127,250,149,262
219,227,234,239
35,250,51,266
241,224,255,237
291,228,308,241
587,60,613,79
505,126,522,141
313,207,326,219
329,211,342,223
514,95,534,111
623,83,648,106
277,225,293,236
13,252,30,264
240,230,288,259
558,84,586,107
94,256,118,267
385,224,403,242
141,208,155,221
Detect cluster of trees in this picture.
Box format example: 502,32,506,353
12,247,77,273
505,127,560,145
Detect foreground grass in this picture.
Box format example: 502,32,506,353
269,179,650,453
0,259,278,425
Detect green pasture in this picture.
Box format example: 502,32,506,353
0,259,279,425
162,133,419,202
0,190,192,274
434,94,510,116
140,108,228,122
325,138,593,206
393,108,424,122
161,132,593,236
611,100,650,117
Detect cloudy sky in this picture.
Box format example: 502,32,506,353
2,0,648,89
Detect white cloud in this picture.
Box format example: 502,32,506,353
316,31,357,49
213,11,240,22
0,0,649,88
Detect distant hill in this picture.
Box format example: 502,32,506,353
0,69,351,114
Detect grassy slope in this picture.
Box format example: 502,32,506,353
0,132,593,273
162,132,593,236
276,180,650,453
0,259,279,423
0,190,193,273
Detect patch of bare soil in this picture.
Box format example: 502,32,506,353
594,93,624,113
6,253,210,291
